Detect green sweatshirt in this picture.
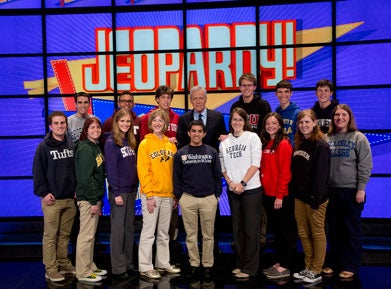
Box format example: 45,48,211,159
75,139,105,205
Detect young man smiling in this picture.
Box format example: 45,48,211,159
311,79,339,134
33,111,77,282
67,92,95,143
275,80,300,144
230,73,271,135
174,120,222,279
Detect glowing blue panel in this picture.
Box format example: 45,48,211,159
0,57,43,96
46,14,112,53
337,0,391,42
0,16,42,54
0,98,45,136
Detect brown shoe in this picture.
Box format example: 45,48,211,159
59,265,76,275
45,271,65,282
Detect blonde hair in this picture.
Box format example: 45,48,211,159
148,109,169,134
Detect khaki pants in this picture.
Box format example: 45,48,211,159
138,195,173,272
295,199,328,274
76,201,101,278
179,193,218,268
42,198,76,273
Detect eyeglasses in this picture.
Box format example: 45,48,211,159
119,99,134,103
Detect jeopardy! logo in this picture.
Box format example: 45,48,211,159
24,19,364,102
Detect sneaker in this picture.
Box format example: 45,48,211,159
265,267,290,279
293,268,309,279
93,269,107,276
45,271,65,282
59,265,76,275
262,264,277,275
302,270,322,283
140,269,161,279
78,274,102,282
157,265,181,274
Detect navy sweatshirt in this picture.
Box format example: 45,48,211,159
173,144,222,199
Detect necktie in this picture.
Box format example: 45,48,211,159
198,114,203,122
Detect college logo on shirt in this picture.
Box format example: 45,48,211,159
50,149,73,160
96,153,104,167
150,149,174,162
121,146,135,158
181,154,212,164
248,114,259,128
226,144,247,159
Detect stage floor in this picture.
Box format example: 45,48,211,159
1,235,390,289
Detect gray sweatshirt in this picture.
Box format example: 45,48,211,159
326,131,372,191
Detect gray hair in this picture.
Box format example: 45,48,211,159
190,85,207,98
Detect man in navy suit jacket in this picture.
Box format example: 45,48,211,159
177,86,227,151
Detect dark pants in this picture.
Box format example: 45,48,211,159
327,187,364,274
263,194,296,269
110,192,137,274
229,187,262,276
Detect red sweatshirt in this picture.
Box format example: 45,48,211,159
261,139,292,199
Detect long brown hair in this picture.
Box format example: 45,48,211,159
329,104,357,135
112,108,136,149
294,110,324,150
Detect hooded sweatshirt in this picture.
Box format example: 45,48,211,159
75,139,105,205
312,100,339,134
276,102,301,143
137,133,177,199
104,135,138,197
230,94,271,135
33,132,76,200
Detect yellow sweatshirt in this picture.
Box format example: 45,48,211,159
137,133,177,198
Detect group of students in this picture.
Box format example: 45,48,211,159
221,77,372,286
33,75,372,286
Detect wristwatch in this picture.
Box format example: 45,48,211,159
240,180,247,187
